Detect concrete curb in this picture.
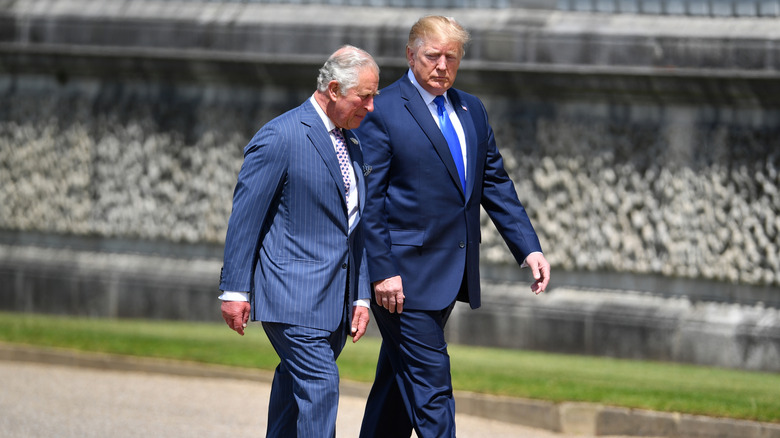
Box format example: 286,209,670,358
1,343,778,437
455,392,780,438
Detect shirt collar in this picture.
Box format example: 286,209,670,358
309,94,337,133
406,69,447,108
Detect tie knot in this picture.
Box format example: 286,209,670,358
332,128,344,139
433,95,446,110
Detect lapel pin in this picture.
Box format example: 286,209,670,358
350,137,359,144
363,164,372,176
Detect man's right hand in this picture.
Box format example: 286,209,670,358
221,301,251,336
373,275,405,314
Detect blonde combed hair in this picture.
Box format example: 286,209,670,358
406,15,470,58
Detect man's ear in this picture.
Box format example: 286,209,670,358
328,80,340,100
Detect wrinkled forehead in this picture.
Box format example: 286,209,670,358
412,34,463,56
415,37,462,56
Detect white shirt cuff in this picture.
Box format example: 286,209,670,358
219,291,249,302
353,299,370,308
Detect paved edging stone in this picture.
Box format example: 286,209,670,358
1,343,778,437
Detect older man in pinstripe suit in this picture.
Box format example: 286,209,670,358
218,45,378,437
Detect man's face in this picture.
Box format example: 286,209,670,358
330,68,379,130
407,37,462,96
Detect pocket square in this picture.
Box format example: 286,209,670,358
362,164,372,176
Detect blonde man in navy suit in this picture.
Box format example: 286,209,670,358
218,45,378,438
355,17,551,437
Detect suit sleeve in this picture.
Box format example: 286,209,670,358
356,108,400,284
476,100,543,265
219,126,288,292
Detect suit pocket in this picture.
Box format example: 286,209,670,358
389,229,424,246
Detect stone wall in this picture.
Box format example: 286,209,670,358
480,100,780,287
2,73,777,288
1,0,779,369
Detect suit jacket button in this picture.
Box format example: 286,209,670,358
458,241,465,248
342,263,348,269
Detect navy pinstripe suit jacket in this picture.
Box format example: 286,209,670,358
219,100,370,331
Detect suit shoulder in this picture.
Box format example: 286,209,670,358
268,102,311,128
244,106,308,156
257,102,312,135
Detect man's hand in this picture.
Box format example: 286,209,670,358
350,306,370,343
373,275,404,313
525,253,551,294
221,301,251,336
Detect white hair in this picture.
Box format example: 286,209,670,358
316,45,379,96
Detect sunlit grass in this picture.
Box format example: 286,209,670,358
448,344,778,421
1,311,777,423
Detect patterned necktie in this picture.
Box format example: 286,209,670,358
332,128,351,196
433,95,466,191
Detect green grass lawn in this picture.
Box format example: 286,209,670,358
1,311,778,423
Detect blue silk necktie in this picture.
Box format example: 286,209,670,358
434,95,466,191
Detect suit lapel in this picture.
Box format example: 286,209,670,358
400,79,465,197
343,130,365,216
448,90,477,202
302,102,348,207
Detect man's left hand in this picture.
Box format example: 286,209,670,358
525,253,551,294
221,301,251,336
350,306,370,343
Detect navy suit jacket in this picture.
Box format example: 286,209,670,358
219,99,370,331
355,75,542,311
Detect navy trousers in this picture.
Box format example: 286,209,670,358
359,301,457,438
262,304,349,438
